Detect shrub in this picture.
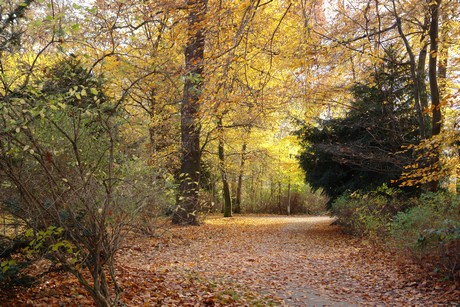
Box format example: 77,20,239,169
390,192,460,279
332,188,459,279
331,185,407,238
0,57,168,306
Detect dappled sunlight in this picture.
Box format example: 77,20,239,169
1,0,458,305
204,214,334,227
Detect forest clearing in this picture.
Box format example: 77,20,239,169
1,215,459,306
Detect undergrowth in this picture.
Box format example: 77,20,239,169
332,187,460,280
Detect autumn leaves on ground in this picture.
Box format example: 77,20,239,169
2,215,458,306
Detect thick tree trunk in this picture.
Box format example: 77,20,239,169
173,0,208,225
418,8,431,114
234,142,247,214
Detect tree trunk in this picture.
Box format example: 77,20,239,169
417,44,429,112
173,0,208,225
218,117,232,217
429,0,442,137
287,178,291,216
250,173,255,212
148,93,157,165
393,1,427,139
234,142,247,214
427,0,442,192
278,181,282,215
418,8,431,114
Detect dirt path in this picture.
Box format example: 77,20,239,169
3,215,459,306
117,215,458,306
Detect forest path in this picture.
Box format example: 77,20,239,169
117,215,451,306
4,215,456,306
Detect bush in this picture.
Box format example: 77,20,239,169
390,192,460,279
333,188,460,280
0,57,169,306
331,185,407,237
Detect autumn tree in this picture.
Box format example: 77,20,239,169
303,0,459,192
172,0,208,225
197,0,313,216
1,1,184,303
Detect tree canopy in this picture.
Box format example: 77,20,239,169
0,0,459,304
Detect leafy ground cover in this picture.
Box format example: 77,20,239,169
1,215,459,306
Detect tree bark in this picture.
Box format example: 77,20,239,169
417,7,431,113
287,178,291,216
429,0,442,137
427,0,442,192
218,117,232,217
234,142,247,214
392,0,428,139
417,44,429,112
278,181,282,215
173,0,208,225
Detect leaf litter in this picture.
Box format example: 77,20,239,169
1,215,459,306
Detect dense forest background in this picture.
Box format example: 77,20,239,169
0,0,459,305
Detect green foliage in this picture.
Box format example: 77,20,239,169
297,52,421,204
23,226,74,256
0,56,128,304
41,57,107,109
331,185,407,237
0,234,33,288
0,258,20,286
1,259,17,274
390,192,460,279
332,188,460,279
0,0,34,51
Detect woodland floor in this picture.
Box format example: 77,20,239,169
1,215,459,306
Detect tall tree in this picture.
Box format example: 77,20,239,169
217,116,232,217
428,0,442,137
234,140,248,214
173,0,208,225
298,56,420,202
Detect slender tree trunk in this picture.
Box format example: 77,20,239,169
173,0,208,225
393,1,427,139
148,94,157,165
278,181,282,215
287,178,291,216
269,178,274,212
427,0,442,192
250,173,255,212
218,117,232,217
234,142,247,213
211,173,217,212
417,44,429,112
418,8,431,113
429,0,442,137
